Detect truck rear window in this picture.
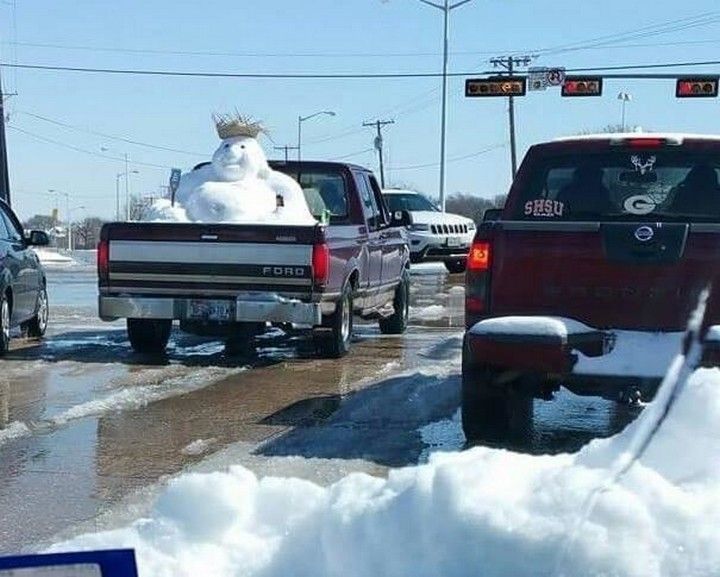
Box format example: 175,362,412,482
273,167,349,221
514,150,720,222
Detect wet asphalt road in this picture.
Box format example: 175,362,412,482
0,259,640,553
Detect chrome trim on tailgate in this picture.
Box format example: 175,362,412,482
100,295,321,325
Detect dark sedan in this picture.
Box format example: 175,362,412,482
0,199,50,354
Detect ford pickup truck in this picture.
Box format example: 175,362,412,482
462,133,720,441
98,161,411,357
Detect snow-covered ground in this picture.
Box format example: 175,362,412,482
49,359,720,576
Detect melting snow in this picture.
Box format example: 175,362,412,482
48,362,720,577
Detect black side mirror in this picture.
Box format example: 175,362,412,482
390,210,413,228
26,230,50,247
482,208,502,222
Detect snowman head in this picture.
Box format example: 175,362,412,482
211,136,269,182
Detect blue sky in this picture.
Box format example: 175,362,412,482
2,0,720,221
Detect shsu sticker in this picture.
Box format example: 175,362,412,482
524,199,565,217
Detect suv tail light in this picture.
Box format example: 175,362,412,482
97,239,109,282
312,243,330,286
466,240,492,326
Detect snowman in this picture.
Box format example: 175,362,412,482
147,114,315,224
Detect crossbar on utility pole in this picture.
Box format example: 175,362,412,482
274,144,299,163
0,69,11,205
363,119,394,188
490,55,533,180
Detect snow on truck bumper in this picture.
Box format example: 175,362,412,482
465,316,685,381
99,294,323,326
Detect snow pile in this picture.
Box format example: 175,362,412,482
575,330,684,378
470,315,595,337
181,438,217,457
50,367,720,577
0,420,30,446
146,117,316,225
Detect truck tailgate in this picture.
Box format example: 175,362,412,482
100,222,321,298
489,222,720,330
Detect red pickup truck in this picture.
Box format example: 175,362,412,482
98,161,411,358
462,133,720,441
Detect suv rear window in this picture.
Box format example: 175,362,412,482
514,150,720,222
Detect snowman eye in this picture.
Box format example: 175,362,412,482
224,143,229,149
240,145,246,149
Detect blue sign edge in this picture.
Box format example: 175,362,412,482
0,549,138,577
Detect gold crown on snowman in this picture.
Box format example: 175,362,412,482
213,112,266,139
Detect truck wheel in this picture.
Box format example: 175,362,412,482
0,292,10,356
127,319,172,354
461,339,532,444
445,259,467,274
24,285,49,338
379,272,409,335
315,284,353,358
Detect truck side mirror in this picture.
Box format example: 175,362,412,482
482,208,502,223
390,210,412,228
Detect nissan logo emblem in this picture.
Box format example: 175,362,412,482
634,226,654,242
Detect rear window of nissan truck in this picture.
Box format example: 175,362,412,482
514,151,720,221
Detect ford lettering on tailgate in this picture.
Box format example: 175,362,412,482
262,266,308,277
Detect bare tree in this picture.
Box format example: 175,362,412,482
446,193,506,223
73,217,105,249
128,195,153,222
24,214,56,231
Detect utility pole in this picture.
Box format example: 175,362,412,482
0,69,10,205
363,119,394,188
274,144,299,162
491,55,532,179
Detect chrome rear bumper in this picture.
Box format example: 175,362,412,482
99,294,323,326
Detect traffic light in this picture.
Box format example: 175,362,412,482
465,77,527,97
561,76,603,97
676,77,719,98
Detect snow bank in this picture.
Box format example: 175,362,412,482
50,365,720,577
33,248,77,266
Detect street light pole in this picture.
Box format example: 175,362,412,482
618,92,632,131
124,152,130,221
115,173,122,221
416,0,475,212
297,110,336,163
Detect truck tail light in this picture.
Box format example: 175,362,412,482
467,241,491,271
466,240,492,327
97,240,109,281
312,243,330,286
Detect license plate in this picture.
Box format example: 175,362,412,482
446,236,463,247
188,300,233,321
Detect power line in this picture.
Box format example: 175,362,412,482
3,59,720,79
389,143,507,171
16,110,205,157
327,148,374,161
6,124,170,169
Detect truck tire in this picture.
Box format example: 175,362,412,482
24,285,49,338
445,259,467,274
379,272,409,335
0,292,10,356
461,338,533,444
315,284,353,358
127,319,172,354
